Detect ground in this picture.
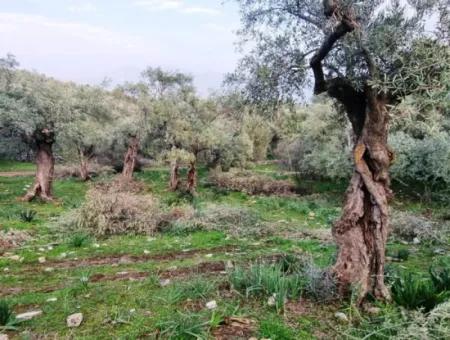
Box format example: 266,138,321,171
0,160,449,339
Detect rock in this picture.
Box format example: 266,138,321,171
38,247,45,252
413,237,420,245
248,338,258,340
335,312,349,323
46,297,58,302
16,310,43,321
44,267,54,272
47,246,53,251
3,268,9,272
143,250,150,255
129,308,136,313
267,295,276,307
59,252,67,259
434,248,445,255
205,254,213,258
67,313,83,328
9,255,20,261
0,334,8,340
93,243,100,248
206,300,218,310
159,279,171,287
366,307,381,316
38,257,46,264
226,260,234,269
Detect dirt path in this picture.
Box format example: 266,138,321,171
0,171,35,177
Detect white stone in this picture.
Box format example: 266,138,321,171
46,297,58,302
267,295,276,307
3,268,9,272
206,300,217,310
143,250,150,255
38,247,45,252
413,237,420,245
205,254,213,258
67,313,83,328
47,246,53,251
44,267,54,272
38,257,46,264
226,261,234,269
335,312,349,323
16,310,43,321
159,279,171,287
9,255,20,261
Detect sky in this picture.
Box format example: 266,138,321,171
0,0,241,95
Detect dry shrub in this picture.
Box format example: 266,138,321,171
69,179,160,236
390,211,448,244
209,170,295,196
0,229,31,253
55,163,114,179
197,204,273,238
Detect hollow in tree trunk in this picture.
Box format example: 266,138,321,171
187,160,197,193
23,128,55,202
122,135,139,179
169,160,179,191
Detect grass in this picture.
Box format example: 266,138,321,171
0,160,449,338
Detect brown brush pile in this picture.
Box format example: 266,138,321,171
209,170,296,196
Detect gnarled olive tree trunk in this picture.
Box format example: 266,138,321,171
187,160,197,193
23,128,55,202
78,145,94,181
332,92,393,301
122,135,139,179
169,160,179,191
309,5,393,302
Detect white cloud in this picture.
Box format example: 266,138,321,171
68,2,97,13
134,0,219,15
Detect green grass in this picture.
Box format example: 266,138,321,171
0,161,448,338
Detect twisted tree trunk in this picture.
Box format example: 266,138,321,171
333,92,393,302
23,129,55,202
122,135,139,179
78,145,94,181
187,160,197,193
309,3,394,302
169,160,179,191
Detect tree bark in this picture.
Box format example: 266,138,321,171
309,3,393,302
169,160,179,191
122,135,139,179
23,129,55,202
78,145,94,181
187,160,197,193
333,92,393,302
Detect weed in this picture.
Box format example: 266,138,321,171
430,265,450,292
397,249,410,261
259,317,296,340
0,300,18,330
391,273,443,312
163,278,216,304
68,233,91,248
157,312,209,339
19,209,36,222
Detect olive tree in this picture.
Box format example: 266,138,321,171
0,59,71,201
232,0,448,302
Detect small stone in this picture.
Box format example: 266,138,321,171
168,266,178,271
67,313,83,328
93,243,100,248
129,308,136,313
46,297,58,302
38,247,45,252
413,237,420,245
143,250,150,255
248,337,258,340
44,267,54,272
366,307,381,316
47,246,53,251
3,268,9,272
335,312,349,323
205,254,213,258
38,257,46,264
59,252,67,259
433,248,445,255
226,260,234,269
0,334,9,340
16,310,43,321
206,300,217,310
159,279,171,287
147,237,156,242
9,255,20,261
267,295,276,307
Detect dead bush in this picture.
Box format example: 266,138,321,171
68,183,161,236
209,169,295,196
197,204,273,238
55,163,114,179
390,211,448,244
0,229,31,253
